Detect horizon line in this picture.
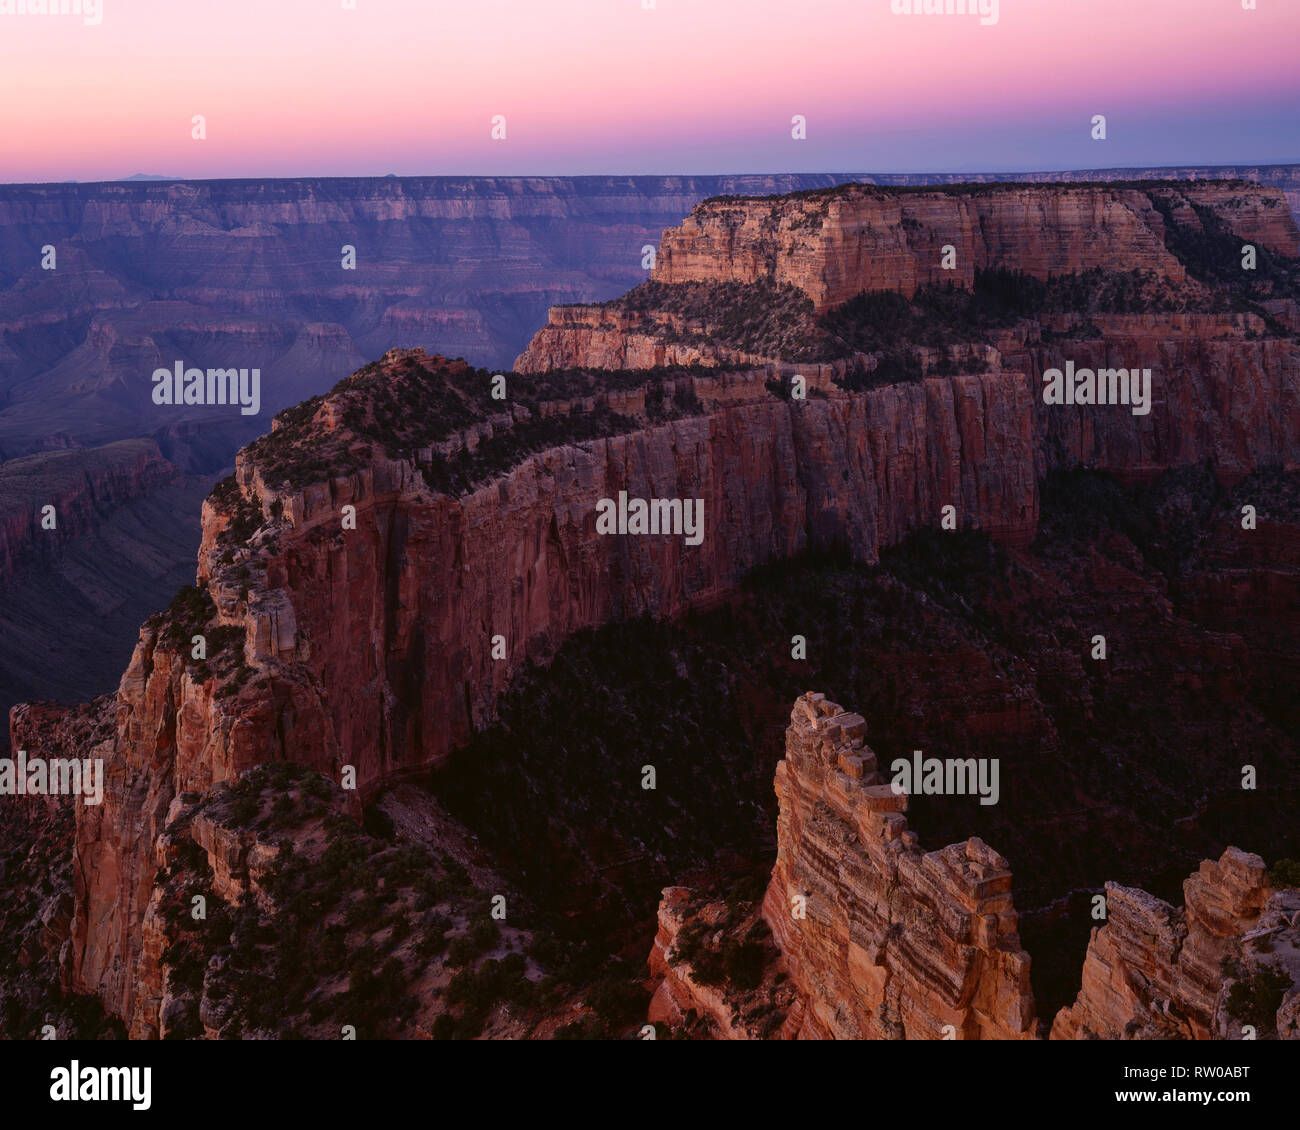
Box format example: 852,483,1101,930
5,159,1300,189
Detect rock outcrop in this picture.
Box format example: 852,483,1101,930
643,694,1300,1041
648,183,1296,312
758,693,1039,1039
1052,849,1299,1039
646,887,797,1039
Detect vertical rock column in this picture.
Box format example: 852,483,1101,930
760,692,1039,1039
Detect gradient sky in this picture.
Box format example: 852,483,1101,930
1,0,1297,183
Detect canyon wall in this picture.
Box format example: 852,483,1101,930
0,174,861,464
518,184,1300,488
0,442,211,742
0,439,178,577
651,183,1297,311
38,353,1036,1030
855,165,1300,223
5,171,1296,739
1003,316,1300,481
3,169,1296,465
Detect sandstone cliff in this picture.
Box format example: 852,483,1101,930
517,183,1300,490
31,348,1035,1031
633,182,1294,313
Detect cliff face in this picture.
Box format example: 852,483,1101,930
42,350,1036,1030
650,183,1296,312
0,442,213,746
849,165,1300,225
517,183,1300,490
1008,316,1300,480
758,693,1038,1040
0,698,120,1039
0,439,179,578
515,305,772,374
4,170,1294,466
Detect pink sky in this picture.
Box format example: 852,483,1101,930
1,0,1297,182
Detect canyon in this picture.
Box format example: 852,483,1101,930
3,176,1300,1039
0,443,212,739
0,173,864,719
3,165,1299,720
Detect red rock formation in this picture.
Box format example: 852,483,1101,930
517,188,1300,487
12,178,1300,1038
757,692,1039,1039
642,695,1299,1042
651,183,1296,313
33,350,1035,1031
1050,849,1300,1040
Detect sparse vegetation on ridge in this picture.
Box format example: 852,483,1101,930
231,352,709,506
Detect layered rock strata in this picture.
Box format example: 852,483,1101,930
757,693,1039,1039
647,183,1297,312
25,350,1036,1030
11,178,1300,1039
1052,849,1299,1039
